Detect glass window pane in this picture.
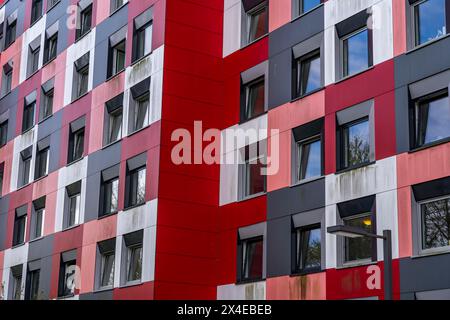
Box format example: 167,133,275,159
301,0,321,14
245,159,265,196
344,119,370,168
422,198,450,250
298,227,321,271
108,109,122,143
127,245,142,282
68,194,80,227
243,238,263,280
344,214,373,263
246,80,265,120
100,252,115,287
298,138,321,180
415,0,446,46
144,24,152,56
134,95,149,131
34,209,44,239
418,95,450,146
248,5,268,43
13,275,22,300
299,53,321,96
343,29,369,77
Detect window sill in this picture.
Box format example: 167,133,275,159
239,110,268,125
98,211,118,220
38,114,53,125
29,16,44,29
62,224,81,232
291,87,324,103
109,2,128,17
106,68,125,82
412,248,450,259
240,34,269,52
238,191,266,203
26,69,40,80
335,66,375,85
21,125,36,135
335,161,376,175
130,52,153,68
291,175,324,188
291,3,324,23
75,29,92,44
123,202,146,212
127,124,151,138
34,174,49,183
29,236,44,243
42,56,57,69
337,260,376,270
290,268,323,277
71,91,90,104
408,137,450,154
16,182,32,191
120,281,143,289
47,1,61,13
0,91,12,100
406,33,450,55
93,287,114,293
57,294,75,300
102,138,122,150
235,278,265,285
11,243,26,250
66,157,85,168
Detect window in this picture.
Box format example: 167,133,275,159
76,4,92,40
241,143,266,199
64,181,81,229
35,137,50,179
420,196,450,251
244,1,268,45
10,265,23,300
5,18,17,48
240,237,263,282
243,77,265,121
22,98,36,133
44,28,58,64
339,118,370,170
342,28,371,77
2,63,13,96
67,118,85,164
129,78,151,133
72,53,90,100
296,136,322,181
122,231,143,285
0,163,4,197
343,213,374,263
413,0,447,46
48,0,60,10
99,165,120,217
26,267,40,300
295,225,321,273
96,239,115,290
125,156,146,209
294,51,321,98
40,79,54,120
132,9,153,62
0,120,8,147
31,0,43,25
13,206,27,247
18,147,32,188
108,26,127,78
413,91,450,148
28,44,40,77
106,107,122,145
298,0,321,15
111,0,125,13
58,251,76,298
31,198,45,240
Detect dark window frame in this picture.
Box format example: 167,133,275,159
340,27,373,79
293,49,322,99
0,120,8,147
76,4,93,41
5,19,17,48
292,224,322,274
237,236,264,283
22,100,36,133
44,32,58,64
132,20,153,63
67,124,85,164
57,256,76,298
31,0,44,25
241,76,266,123
124,165,146,209
244,1,269,46
13,207,27,247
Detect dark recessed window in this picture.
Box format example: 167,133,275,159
65,183,81,228
44,32,58,64
342,28,371,77
73,53,90,100
19,148,32,188
28,45,40,77
339,118,370,170
421,196,450,250
299,0,321,15
343,213,374,263
68,118,85,164
26,267,40,300
109,40,126,78
295,51,321,98
243,77,265,121
31,0,43,25
22,99,36,133
58,254,76,298
2,65,13,96
123,231,143,285
413,91,450,148
413,0,447,46
295,225,321,273
100,171,119,217
5,19,17,48
47,0,60,10
133,9,153,62
97,239,115,290
246,2,268,44
0,120,8,147
10,265,23,300
106,107,122,144
125,165,146,209
129,78,151,134
40,80,54,120
0,163,4,197
35,138,50,180
296,135,322,181
242,144,266,198
31,198,45,240
76,4,92,40
13,206,27,247
240,237,263,282
111,0,125,13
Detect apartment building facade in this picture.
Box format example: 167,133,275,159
0,0,448,300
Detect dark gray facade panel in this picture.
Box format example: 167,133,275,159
268,5,324,57
268,49,292,109
394,86,410,153
84,172,101,222
28,234,54,261
267,178,325,220
266,216,292,277
0,212,7,251
4,0,26,41
394,37,450,89
0,87,18,114
93,5,129,88
86,141,122,176
79,289,114,300
45,0,70,56
37,110,62,140
399,255,450,295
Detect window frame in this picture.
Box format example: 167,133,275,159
293,224,322,274
293,50,322,99
109,39,126,78
240,142,267,200
76,4,93,41
44,32,58,64
95,239,116,291
0,120,8,147
5,19,17,49
10,266,23,300
239,236,264,283
110,0,126,14
31,204,45,241
22,100,36,133
25,267,41,300
13,208,27,247
68,122,85,164
125,165,146,209
340,27,373,79
2,67,13,96
19,149,32,188
244,1,269,46
242,76,266,122
35,144,50,180
295,134,323,183
40,84,54,121
99,175,119,218
58,257,76,298
121,231,144,286
31,0,44,25
132,19,153,63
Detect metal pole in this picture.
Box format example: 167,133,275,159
383,229,393,300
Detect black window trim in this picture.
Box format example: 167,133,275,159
292,223,322,275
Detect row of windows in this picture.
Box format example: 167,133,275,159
11,153,146,250
7,229,144,300
0,3,152,100
238,193,450,283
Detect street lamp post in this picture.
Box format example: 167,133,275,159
327,225,393,300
